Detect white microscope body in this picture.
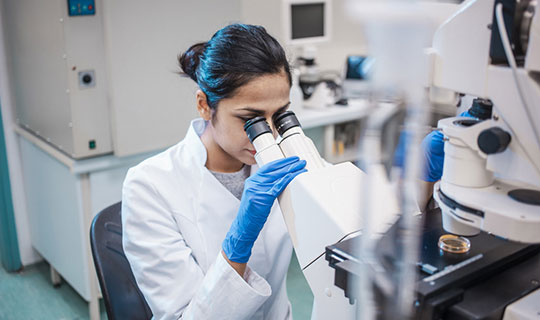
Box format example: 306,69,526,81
244,112,399,319
429,0,540,243
245,1,540,317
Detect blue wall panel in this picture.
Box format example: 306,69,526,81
0,102,22,272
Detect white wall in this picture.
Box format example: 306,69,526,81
0,1,41,266
242,0,459,71
242,0,367,72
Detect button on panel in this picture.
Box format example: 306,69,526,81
67,0,95,16
78,70,95,89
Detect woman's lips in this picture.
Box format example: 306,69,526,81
248,150,256,155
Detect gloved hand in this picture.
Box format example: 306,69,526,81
421,111,473,182
222,156,307,263
420,130,446,182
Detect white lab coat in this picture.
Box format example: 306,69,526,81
122,118,294,320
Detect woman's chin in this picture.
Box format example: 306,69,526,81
242,155,257,166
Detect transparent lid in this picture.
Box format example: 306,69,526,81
438,234,471,254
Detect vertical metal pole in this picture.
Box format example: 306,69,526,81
50,265,62,286
323,124,335,161
80,173,101,320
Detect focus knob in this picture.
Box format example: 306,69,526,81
478,127,511,154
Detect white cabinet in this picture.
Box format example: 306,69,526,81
17,128,157,320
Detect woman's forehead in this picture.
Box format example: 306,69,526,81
223,74,290,111
237,73,289,95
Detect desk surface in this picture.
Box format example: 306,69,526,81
295,99,372,129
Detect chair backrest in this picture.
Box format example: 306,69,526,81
90,202,153,320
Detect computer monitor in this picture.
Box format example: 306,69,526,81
341,55,373,99
283,0,331,45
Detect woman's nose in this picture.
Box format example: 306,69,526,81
267,117,279,138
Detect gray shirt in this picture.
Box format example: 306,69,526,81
210,165,251,200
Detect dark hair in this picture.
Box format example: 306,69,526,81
179,24,291,109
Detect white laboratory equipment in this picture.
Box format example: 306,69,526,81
244,111,400,319
3,0,242,159
241,1,540,319
2,1,242,319
325,1,540,319
429,0,540,243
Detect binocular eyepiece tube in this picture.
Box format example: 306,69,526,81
244,111,325,170
244,117,285,166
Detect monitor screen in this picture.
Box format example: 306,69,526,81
291,3,325,40
345,56,369,80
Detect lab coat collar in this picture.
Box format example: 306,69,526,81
183,118,209,167
182,118,259,173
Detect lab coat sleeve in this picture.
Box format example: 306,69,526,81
122,168,271,320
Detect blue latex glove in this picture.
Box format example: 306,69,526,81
222,156,307,263
421,110,473,182
420,130,446,182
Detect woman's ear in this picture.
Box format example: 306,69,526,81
196,90,212,121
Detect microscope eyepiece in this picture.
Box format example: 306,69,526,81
273,111,301,136
244,116,271,143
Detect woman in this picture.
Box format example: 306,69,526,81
122,24,306,320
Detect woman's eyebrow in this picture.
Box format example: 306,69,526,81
236,107,265,115
276,102,291,113
237,102,291,115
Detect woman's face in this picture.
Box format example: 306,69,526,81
199,72,291,172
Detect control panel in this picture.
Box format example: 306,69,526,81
67,0,95,16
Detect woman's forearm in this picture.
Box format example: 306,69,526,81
222,250,247,277
417,179,436,213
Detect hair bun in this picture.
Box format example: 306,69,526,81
178,42,207,82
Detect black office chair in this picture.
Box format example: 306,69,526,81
90,202,153,320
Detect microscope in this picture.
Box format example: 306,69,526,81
244,111,400,319
431,0,540,243
325,0,540,319
246,0,540,319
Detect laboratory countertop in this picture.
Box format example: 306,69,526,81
15,125,158,174
294,99,372,129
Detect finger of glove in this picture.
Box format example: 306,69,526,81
252,159,307,184
257,156,300,175
268,168,307,197
252,163,307,191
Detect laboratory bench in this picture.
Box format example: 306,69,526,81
297,99,398,164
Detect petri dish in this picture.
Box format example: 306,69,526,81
438,234,471,254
